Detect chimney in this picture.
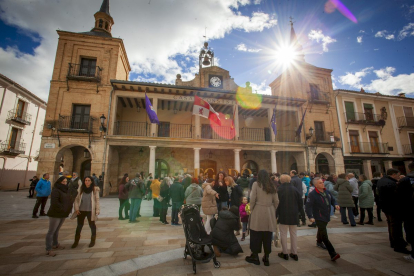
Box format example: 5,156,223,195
398,93,406,97
360,87,365,93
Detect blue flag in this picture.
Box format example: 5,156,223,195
296,108,307,137
145,94,159,124
270,108,277,136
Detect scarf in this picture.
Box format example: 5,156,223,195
82,184,94,194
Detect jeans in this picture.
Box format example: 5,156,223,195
242,222,248,233
217,201,227,211
153,198,160,216
129,198,142,222
359,207,373,223
279,224,298,254
45,217,65,251
118,199,130,218
171,202,182,224
330,205,334,216
340,207,356,225
352,196,359,216
160,200,168,223
76,211,96,236
384,212,406,249
250,229,272,254
33,197,48,215
316,220,337,257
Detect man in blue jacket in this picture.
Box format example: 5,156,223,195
32,173,52,218
305,177,341,261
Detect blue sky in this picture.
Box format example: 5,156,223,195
0,0,413,100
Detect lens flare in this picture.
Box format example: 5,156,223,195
236,86,262,110
328,0,357,23
209,112,235,140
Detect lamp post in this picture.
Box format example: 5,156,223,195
243,152,247,160
100,114,107,132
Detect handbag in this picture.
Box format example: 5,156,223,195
157,195,164,202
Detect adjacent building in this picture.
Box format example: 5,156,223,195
0,74,47,190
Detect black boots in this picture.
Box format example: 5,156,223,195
71,235,80,248
262,254,270,266
278,252,289,260
89,235,96,248
245,253,260,265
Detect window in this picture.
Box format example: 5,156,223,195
345,102,355,121
364,103,374,121
349,130,360,153
368,131,379,153
314,121,325,141
79,58,97,77
403,107,414,127
98,19,103,28
8,128,19,149
310,84,320,100
16,99,26,118
105,22,109,30
409,133,414,153
72,105,91,130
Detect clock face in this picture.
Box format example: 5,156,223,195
210,76,222,87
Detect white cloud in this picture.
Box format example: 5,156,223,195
398,23,414,40
249,81,271,94
350,61,355,65
338,66,414,95
359,30,365,33
0,0,277,100
375,30,395,40
235,43,262,52
374,48,379,51
357,36,363,43
308,30,337,52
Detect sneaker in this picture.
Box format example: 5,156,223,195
331,253,340,261
317,242,327,250
354,215,359,220
32,215,39,219
330,215,338,218
403,255,414,263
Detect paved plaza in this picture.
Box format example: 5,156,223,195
0,190,412,276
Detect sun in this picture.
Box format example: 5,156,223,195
274,44,298,67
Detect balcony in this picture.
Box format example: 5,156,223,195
58,115,95,133
403,144,414,155
345,112,384,126
201,125,233,140
7,110,32,125
397,116,414,129
309,91,330,104
67,63,102,82
313,132,336,144
115,121,148,136
349,142,389,154
239,128,271,142
0,141,26,155
159,123,193,138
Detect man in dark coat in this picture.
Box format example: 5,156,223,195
397,162,414,262
377,168,409,254
290,170,306,227
169,176,184,225
306,177,340,261
28,176,38,198
236,174,249,195
211,206,243,256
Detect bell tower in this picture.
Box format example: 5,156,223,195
91,0,114,37
199,42,214,69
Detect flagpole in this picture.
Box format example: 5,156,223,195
145,94,148,137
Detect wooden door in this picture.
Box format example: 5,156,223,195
403,107,414,127
350,135,360,153
314,121,324,141
364,104,374,121
158,122,170,137
200,160,217,178
8,128,18,149
16,100,25,118
201,124,213,139
72,105,90,129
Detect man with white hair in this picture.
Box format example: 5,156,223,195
347,173,359,220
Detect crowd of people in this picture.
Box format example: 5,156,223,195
30,164,413,264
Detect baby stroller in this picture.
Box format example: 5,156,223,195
180,204,220,274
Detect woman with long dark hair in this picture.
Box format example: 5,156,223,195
214,171,228,211
45,176,72,257
245,170,279,266
71,176,100,248
118,176,130,220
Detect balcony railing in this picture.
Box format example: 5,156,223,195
7,110,32,125
309,91,330,104
67,63,102,82
313,132,336,144
397,116,414,128
349,142,389,154
58,115,95,133
403,144,414,155
239,128,270,141
114,121,148,136
201,125,233,140
0,141,26,155
158,123,193,138
276,130,300,143
345,112,383,125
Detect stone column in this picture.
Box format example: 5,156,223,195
234,105,239,140
271,150,277,173
194,115,201,138
404,160,412,174
150,97,158,137
234,149,241,174
194,148,201,176
383,160,393,171
332,148,345,175
149,146,156,177
268,108,275,142
363,159,372,179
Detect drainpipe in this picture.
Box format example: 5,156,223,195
23,105,41,188
101,86,114,196
0,157,7,189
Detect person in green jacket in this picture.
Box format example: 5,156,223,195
334,174,356,226
357,174,374,225
125,173,146,223
236,174,250,197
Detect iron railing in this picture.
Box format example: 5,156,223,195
309,91,330,104
0,141,26,155
345,112,382,125
201,125,234,140
239,128,270,141
67,63,102,82
403,144,414,155
313,132,336,144
349,142,389,154
7,110,32,125
276,130,300,143
397,116,414,128
114,121,148,136
58,115,95,133
158,123,193,138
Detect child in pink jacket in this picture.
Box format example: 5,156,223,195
239,197,249,241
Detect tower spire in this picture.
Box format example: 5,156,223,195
91,0,114,37
99,0,111,16
289,18,305,63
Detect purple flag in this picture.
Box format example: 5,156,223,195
145,94,159,124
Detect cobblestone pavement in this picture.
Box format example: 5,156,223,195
0,191,412,276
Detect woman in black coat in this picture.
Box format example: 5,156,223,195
276,174,303,261
214,171,229,211
159,178,170,224
211,205,243,256
45,176,72,257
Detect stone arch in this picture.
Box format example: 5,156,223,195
315,152,335,175
242,160,258,175
54,144,93,181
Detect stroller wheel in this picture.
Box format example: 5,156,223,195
183,250,187,259
193,262,196,274
214,261,221,268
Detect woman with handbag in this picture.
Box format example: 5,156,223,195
71,176,100,248
159,178,170,224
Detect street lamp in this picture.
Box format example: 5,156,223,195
208,150,213,159
138,147,144,157
243,152,247,159
100,114,107,132
306,127,314,140
84,149,90,158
